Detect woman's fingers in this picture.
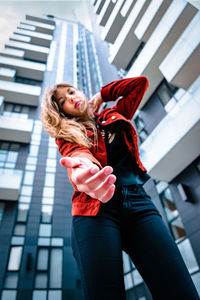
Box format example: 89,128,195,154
98,184,116,203
89,174,116,201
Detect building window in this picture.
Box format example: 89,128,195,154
37,248,49,271
16,204,29,222
0,202,5,223
41,205,52,223
160,187,179,222
39,224,52,237
2,103,29,119
7,246,23,271
156,79,178,107
0,142,20,169
1,290,17,300
134,113,149,143
122,251,144,291
177,238,199,274
13,224,26,236
35,247,63,290
4,272,18,288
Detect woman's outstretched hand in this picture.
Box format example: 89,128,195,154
89,92,103,113
60,156,116,203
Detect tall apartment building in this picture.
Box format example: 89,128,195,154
0,13,120,300
92,0,200,299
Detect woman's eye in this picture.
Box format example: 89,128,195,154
61,100,65,106
69,89,75,95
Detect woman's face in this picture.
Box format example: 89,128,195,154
55,86,90,117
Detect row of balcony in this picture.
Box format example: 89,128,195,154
93,0,200,182
0,15,55,201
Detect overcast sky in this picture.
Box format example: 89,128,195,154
0,0,92,50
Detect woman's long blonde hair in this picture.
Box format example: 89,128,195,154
40,83,97,148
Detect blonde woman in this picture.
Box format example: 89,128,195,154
41,77,199,300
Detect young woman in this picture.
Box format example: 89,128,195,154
41,76,199,300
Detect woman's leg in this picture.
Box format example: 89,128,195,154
121,186,199,300
71,215,126,300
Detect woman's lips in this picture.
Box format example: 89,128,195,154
74,101,80,108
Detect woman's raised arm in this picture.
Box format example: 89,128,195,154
60,156,116,203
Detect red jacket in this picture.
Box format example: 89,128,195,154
56,76,149,216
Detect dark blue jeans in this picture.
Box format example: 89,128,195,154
71,184,199,300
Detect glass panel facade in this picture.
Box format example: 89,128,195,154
1,290,17,300
14,224,26,236
177,239,199,273
32,290,47,300
35,273,48,288
48,290,62,300
37,248,49,270
170,216,186,242
49,248,63,288
17,204,29,222
4,272,18,288
39,224,52,237
7,246,22,271
160,187,179,221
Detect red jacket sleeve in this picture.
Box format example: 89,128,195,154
100,76,149,120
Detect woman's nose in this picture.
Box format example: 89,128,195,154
67,96,75,103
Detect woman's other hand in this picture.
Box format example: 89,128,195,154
89,92,103,113
60,156,116,203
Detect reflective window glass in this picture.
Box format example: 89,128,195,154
32,290,47,300
124,273,133,290
38,238,51,246
8,246,23,271
23,171,34,185
14,224,26,236
51,238,63,247
33,125,42,134
7,152,18,163
43,187,54,198
49,248,63,288
1,290,17,300
37,248,49,271
46,159,56,167
27,156,37,165
132,269,143,285
41,205,52,223
48,148,57,158
21,186,33,196
4,272,18,288
191,272,200,295
31,134,41,141
29,145,39,157
46,166,56,173
0,202,5,223
35,273,48,288
17,204,29,222
122,251,131,273
19,196,31,203
42,197,54,205
25,164,36,171
39,224,52,237
45,173,55,187
48,290,62,300
177,238,199,273
160,188,179,221
170,216,186,242
11,237,25,245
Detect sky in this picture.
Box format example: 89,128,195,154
0,0,92,50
